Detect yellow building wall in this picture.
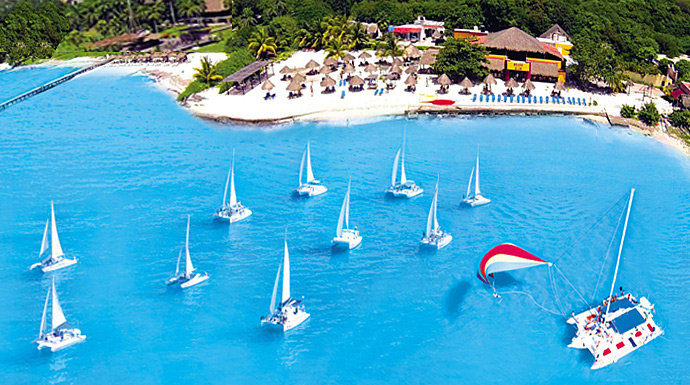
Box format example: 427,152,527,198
555,43,573,56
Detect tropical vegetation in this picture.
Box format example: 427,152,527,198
433,37,488,79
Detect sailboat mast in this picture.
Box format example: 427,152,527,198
345,178,351,230
229,149,237,206
185,216,194,275
282,235,290,303
400,131,407,183
474,154,481,196
605,188,635,316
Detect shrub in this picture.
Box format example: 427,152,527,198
669,110,690,129
620,104,637,119
637,102,661,126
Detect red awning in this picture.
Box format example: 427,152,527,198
671,89,683,99
393,27,422,34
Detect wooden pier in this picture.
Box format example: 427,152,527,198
0,58,113,112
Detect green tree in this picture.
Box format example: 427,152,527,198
176,0,203,24
620,104,637,119
376,33,403,61
637,102,660,126
248,27,277,59
324,34,347,59
669,110,690,129
432,37,489,79
193,56,223,84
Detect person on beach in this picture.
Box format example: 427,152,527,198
310,84,313,97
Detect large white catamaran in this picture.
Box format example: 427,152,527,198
34,278,86,351
461,153,490,207
385,130,422,198
261,235,310,331
567,189,662,369
420,179,452,249
294,141,327,197
30,201,77,272
166,216,209,289
331,178,362,250
214,149,252,223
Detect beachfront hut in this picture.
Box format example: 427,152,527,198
460,77,474,94
343,53,355,62
324,57,338,66
306,59,320,69
262,80,275,90
405,64,418,74
222,60,274,95
364,63,377,73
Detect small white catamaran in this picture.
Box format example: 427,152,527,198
331,178,362,249
166,216,209,289
30,201,77,272
261,235,310,331
461,153,490,207
294,141,327,197
214,149,252,223
567,189,662,369
420,179,452,249
35,277,86,351
385,130,422,198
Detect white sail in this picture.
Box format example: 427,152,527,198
605,189,635,316
298,147,306,185
474,155,481,196
38,288,49,338
229,149,237,206
306,141,315,183
50,202,64,259
432,183,439,231
185,216,195,275
400,134,407,184
466,167,475,198
222,165,231,207
51,279,67,330
336,179,351,237
39,218,49,257
270,263,282,313
391,148,401,186
425,187,435,236
282,238,290,303
175,248,182,275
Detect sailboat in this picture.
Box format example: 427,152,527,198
29,201,77,272
385,129,422,198
331,178,362,249
214,149,252,223
34,277,86,351
261,235,310,331
566,189,662,369
294,141,327,197
461,153,490,207
166,216,209,289
420,179,452,249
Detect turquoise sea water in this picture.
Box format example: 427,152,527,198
0,67,689,384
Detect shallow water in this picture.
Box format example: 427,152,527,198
0,67,688,384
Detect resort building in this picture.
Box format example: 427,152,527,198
389,17,444,43
456,27,566,83
202,0,231,23
537,24,573,56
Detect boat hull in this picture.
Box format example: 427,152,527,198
294,184,327,197
462,195,490,207
420,233,453,249
386,185,423,198
36,331,86,352
39,258,78,273
214,206,252,223
262,310,310,331
332,233,362,250
180,273,209,288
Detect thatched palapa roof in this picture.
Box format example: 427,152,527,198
404,75,417,85
262,80,274,90
305,59,320,69
320,75,336,87
279,65,292,74
323,57,338,66
485,27,553,56
344,64,355,73
343,53,355,62
505,78,519,88
554,81,566,91
364,63,377,73
522,79,535,91
405,64,418,74
460,77,474,88
319,66,333,74
358,51,372,59
483,74,497,85
286,79,302,91
349,75,364,86
437,74,451,86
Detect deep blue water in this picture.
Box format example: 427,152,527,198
1,68,689,384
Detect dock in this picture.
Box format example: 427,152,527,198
0,58,113,112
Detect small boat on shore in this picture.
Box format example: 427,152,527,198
29,202,77,273
34,278,86,352
214,149,252,223
332,178,362,250
420,179,452,249
166,216,209,289
566,189,663,370
294,141,327,197
385,130,422,198
261,234,310,331
461,153,490,207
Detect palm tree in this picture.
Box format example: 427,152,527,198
248,27,277,59
347,22,370,50
377,33,403,62
177,0,203,24
320,15,348,47
264,0,286,18
193,56,224,84
325,35,347,60
237,7,256,29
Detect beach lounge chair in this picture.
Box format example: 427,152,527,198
472,94,477,102
380,88,384,95
341,90,345,99
491,94,495,102
545,96,548,104
480,94,483,102
539,96,543,104
510,95,514,103
374,89,379,96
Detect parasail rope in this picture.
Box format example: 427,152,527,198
495,290,563,316
590,200,626,302
548,265,566,317
553,264,589,307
